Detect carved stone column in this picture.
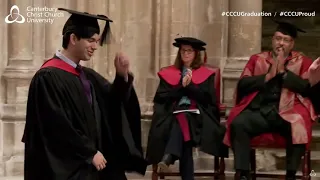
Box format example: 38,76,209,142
143,0,173,109
1,0,37,176
222,0,263,172
188,0,229,171
222,0,262,106
0,0,9,176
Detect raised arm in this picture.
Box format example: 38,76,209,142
109,52,137,102
109,73,134,102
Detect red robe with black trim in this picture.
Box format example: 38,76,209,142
223,51,317,148
146,65,229,164
22,57,147,180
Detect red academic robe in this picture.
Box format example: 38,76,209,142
223,51,317,148
157,65,223,110
157,65,218,141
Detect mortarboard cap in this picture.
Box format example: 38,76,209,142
173,37,207,51
58,8,113,46
273,19,306,38
173,36,208,63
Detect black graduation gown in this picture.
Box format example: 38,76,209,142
22,58,147,180
145,65,228,164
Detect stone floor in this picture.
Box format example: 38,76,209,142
0,176,316,180
1,171,319,180
0,176,296,180
126,171,319,180
0,176,275,180
141,171,312,180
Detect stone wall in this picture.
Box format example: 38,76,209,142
262,0,320,59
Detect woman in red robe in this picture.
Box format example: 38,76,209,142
145,37,228,180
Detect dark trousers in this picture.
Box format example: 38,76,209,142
164,122,194,180
230,109,305,171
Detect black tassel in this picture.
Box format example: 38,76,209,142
97,14,112,46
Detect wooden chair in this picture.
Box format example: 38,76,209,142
142,65,227,180
142,111,227,180
218,126,312,179
245,134,311,180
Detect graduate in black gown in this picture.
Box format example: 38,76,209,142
21,8,147,180
145,37,228,180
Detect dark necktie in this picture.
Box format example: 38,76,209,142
76,65,92,105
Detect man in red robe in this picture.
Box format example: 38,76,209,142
223,20,317,180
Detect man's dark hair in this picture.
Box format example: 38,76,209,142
62,33,81,49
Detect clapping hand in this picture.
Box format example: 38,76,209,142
308,57,320,86
265,60,278,82
182,69,192,87
277,49,286,73
114,52,129,81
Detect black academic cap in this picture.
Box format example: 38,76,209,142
58,8,113,46
273,19,306,38
173,37,207,51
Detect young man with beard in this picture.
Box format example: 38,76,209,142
223,20,317,180
22,8,147,180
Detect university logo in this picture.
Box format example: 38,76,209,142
5,5,25,24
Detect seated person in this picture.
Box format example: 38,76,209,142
145,37,228,180
222,21,317,180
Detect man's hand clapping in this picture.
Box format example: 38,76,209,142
277,49,286,74
265,61,278,82
265,49,286,82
